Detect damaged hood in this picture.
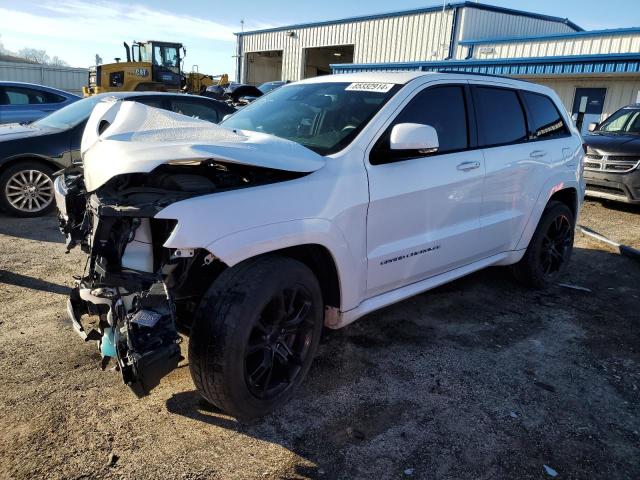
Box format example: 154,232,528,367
80,99,326,192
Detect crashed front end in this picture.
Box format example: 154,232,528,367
55,99,323,396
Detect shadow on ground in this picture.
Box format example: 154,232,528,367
166,246,640,479
0,269,70,295
0,212,63,243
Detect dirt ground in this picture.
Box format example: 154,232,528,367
0,199,639,480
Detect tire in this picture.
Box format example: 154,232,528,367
511,201,575,288
0,161,56,217
189,256,324,420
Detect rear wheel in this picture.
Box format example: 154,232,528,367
0,161,55,217
189,256,323,420
512,201,575,288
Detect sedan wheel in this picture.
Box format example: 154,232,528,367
0,163,55,217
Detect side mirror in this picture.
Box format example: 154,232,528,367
390,123,439,154
588,122,598,132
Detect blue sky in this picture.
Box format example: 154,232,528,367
0,0,638,79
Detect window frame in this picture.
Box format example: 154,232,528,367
369,83,476,165
469,84,530,149
519,90,571,142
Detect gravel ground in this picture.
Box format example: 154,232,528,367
0,199,639,480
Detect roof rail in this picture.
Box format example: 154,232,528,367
436,69,532,82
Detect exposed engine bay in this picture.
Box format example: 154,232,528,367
57,159,303,395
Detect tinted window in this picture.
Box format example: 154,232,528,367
371,85,468,164
522,92,568,140
394,85,468,153
170,99,220,123
473,87,527,147
1,87,65,105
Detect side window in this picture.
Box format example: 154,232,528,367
170,99,219,123
371,85,468,164
4,87,30,105
473,87,527,147
43,92,66,103
521,91,569,140
3,87,65,105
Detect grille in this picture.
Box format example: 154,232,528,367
583,154,640,173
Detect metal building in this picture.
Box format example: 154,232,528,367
0,58,88,96
235,2,580,85
236,2,640,132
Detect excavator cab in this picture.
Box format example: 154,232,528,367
130,41,184,89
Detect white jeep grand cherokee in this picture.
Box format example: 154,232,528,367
54,72,585,419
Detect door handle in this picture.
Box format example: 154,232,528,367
530,150,547,158
456,161,480,171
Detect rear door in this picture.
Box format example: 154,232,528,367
472,84,571,254
364,83,487,298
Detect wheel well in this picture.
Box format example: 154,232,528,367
271,244,341,309
549,188,577,217
0,157,60,177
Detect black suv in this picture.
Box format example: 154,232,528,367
583,104,640,204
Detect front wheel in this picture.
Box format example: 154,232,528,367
512,201,575,288
189,256,323,420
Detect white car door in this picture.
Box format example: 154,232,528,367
471,83,573,254
364,83,487,299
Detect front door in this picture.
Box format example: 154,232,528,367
364,83,486,299
572,88,606,136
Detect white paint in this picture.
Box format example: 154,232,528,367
150,73,584,325
80,99,326,191
79,72,584,326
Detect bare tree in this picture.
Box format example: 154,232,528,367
16,47,70,66
50,56,69,67
18,48,50,64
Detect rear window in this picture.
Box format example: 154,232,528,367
473,87,527,147
521,91,569,140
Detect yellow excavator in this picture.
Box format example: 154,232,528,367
83,40,228,96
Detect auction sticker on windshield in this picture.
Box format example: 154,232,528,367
345,83,394,93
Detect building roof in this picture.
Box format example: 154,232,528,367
459,26,640,45
331,53,640,77
0,54,38,64
236,1,581,36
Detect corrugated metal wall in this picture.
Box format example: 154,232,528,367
462,32,640,60
453,7,577,59
0,62,88,95
239,9,455,82
536,77,640,120
239,5,579,83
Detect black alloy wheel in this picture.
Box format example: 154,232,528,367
539,214,573,277
244,285,315,399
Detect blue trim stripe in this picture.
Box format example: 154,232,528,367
235,1,581,36
460,26,640,46
331,54,640,77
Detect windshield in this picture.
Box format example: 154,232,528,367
222,82,400,155
597,108,640,134
33,95,105,130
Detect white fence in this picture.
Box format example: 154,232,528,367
0,61,88,96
